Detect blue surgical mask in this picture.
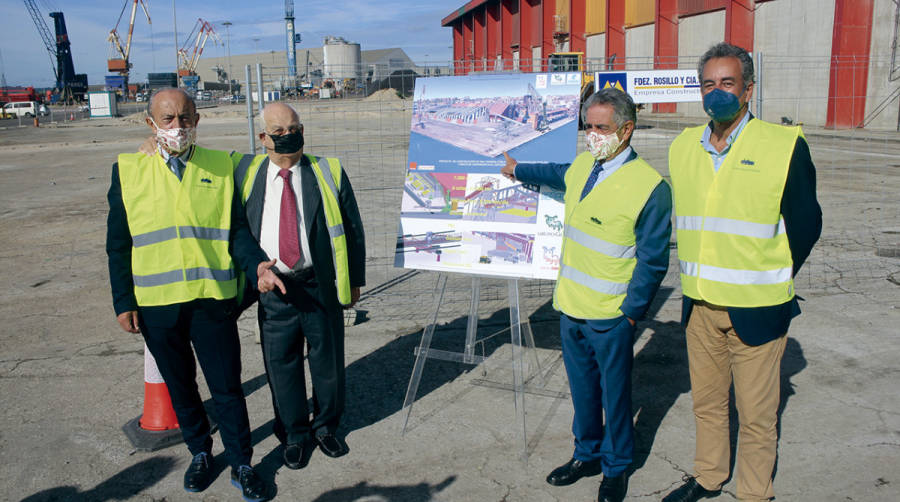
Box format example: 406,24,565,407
703,88,743,122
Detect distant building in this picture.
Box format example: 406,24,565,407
442,0,899,130
196,46,443,89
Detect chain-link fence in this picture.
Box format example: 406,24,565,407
235,57,899,326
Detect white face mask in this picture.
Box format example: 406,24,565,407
150,117,196,154
586,130,621,160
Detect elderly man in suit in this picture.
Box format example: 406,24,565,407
108,87,284,501
231,102,366,470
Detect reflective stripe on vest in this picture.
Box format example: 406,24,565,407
236,153,353,306
552,151,663,320
133,226,230,247
679,260,792,285
675,215,786,240
118,146,238,306
669,118,799,307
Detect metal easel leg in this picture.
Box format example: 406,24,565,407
508,279,528,459
401,273,448,434
463,276,481,364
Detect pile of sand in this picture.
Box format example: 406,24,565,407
365,89,405,101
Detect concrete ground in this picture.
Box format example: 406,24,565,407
1,99,898,502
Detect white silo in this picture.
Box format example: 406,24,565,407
323,36,362,80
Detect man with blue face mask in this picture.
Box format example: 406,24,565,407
663,43,822,502
502,88,672,502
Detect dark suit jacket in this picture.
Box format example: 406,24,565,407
106,154,268,327
680,130,822,346
243,154,366,308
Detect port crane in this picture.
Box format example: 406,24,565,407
23,1,87,102
107,0,151,80
177,18,220,76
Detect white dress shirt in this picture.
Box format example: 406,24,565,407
260,159,314,273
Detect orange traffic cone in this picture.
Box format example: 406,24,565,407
122,344,183,451
139,347,179,431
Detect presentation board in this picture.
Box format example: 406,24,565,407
395,73,582,280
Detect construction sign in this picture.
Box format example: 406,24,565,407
594,70,702,103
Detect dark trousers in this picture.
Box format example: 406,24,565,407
258,275,345,445
140,301,252,468
560,314,635,477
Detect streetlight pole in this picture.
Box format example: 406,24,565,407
173,0,179,83
253,38,261,65
223,21,233,95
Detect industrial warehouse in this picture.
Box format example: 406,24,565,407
1,1,899,501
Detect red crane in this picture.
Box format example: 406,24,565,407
177,19,220,76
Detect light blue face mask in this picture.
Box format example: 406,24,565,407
703,88,743,122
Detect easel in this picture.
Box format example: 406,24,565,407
400,273,547,459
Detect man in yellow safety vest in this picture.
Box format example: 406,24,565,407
662,43,822,502
502,88,672,502
230,103,366,470
107,88,284,501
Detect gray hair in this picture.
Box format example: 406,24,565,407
581,87,637,128
698,42,755,86
146,87,196,117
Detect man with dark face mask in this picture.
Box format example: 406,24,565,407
231,103,366,470
662,43,822,502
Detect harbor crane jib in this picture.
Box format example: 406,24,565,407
107,0,151,76
178,18,220,76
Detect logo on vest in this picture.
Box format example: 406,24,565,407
740,159,755,166
590,217,602,225
200,178,212,183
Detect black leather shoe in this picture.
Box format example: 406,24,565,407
597,474,628,502
183,452,212,492
315,433,349,458
283,441,312,470
546,457,604,486
230,465,268,502
662,476,721,502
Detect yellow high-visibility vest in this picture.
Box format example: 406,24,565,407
118,147,237,306
669,118,800,307
553,151,663,320
232,152,353,306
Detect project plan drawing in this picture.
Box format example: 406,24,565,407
396,73,580,280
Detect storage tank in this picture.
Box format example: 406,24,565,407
322,36,361,80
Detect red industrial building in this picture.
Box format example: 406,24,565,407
442,1,896,130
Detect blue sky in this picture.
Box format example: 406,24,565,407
1,0,455,88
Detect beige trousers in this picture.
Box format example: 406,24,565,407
686,301,787,501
